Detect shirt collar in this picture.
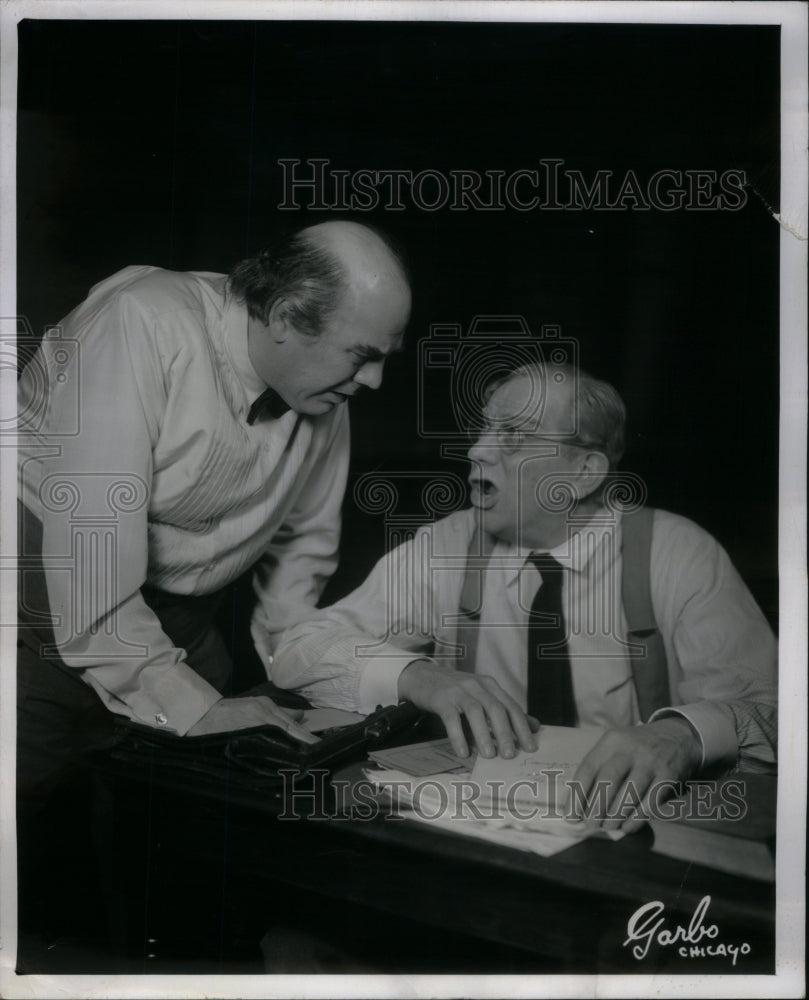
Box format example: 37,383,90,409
220,289,268,400
497,508,619,585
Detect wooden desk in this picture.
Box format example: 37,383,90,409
95,757,775,975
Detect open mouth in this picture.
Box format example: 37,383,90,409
469,477,498,509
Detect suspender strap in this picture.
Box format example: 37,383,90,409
621,507,670,721
455,518,496,673
457,506,671,721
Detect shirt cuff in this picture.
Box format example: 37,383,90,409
650,702,739,770
356,653,421,715
125,662,223,736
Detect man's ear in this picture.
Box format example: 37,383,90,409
575,449,610,501
267,297,292,342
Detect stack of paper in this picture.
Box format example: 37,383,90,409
368,737,472,776
364,726,622,857
471,723,608,816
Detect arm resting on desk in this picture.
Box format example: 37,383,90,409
271,528,535,758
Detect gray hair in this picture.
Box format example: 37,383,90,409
227,223,409,338
227,230,346,337
489,361,626,469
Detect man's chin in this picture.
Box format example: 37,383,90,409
476,508,506,537
317,390,353,410
477,508,523,545
297,395,342,416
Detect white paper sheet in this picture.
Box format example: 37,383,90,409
365,765,622,856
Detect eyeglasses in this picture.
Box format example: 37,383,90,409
468,421,603,457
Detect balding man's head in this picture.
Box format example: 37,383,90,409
233,222,411,416
485,363,626,469
304,220,410,292
228,221,410,337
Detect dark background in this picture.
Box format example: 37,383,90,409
17,19,780,623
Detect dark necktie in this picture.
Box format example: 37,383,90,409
246,386,290,425
526,553,577,725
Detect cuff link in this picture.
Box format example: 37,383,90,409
155,713,168,726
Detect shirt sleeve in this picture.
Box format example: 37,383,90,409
648,511,778,771
269,526,440,713
248,404,352,669
18,284,222,735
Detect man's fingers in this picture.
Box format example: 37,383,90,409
257,698,319,744
572,743,655,830
400,663,535,759
471,694,515,758
571,749,602,802
280,719,320,745
440,709,470,759
277,706,305,722
597,759,635,822
506,705,536,752
461,700,496,758
618,764,663,832
567,724,699,830
477,677,535,753
572,743,631,822
619,816,647,835
599,765,653,832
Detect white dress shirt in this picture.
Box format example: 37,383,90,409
18,266,349,734
271,507,777,770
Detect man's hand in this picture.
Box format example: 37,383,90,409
186,695,319,743
398,659,537,759
571,716,702,833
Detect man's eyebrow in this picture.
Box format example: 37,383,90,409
349,340,404,360
481,413,542,433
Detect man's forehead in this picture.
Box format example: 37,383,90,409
327,277,409,350
483,373,568,428
332,257,410,323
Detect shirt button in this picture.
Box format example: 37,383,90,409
267,654,274,665
155,713,168,726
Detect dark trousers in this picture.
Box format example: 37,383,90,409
17,586,233,798
16,580,236,963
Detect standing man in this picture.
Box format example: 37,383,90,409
17,220,411,794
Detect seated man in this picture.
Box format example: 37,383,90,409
269,362,777,831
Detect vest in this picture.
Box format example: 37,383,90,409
456,506,670,723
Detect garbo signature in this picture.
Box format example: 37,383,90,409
624,895,752,965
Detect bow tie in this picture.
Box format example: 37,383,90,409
246,386,291,425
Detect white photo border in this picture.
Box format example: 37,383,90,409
0,2,805,998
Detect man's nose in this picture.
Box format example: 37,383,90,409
353,359,385,391
467,430,498,463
